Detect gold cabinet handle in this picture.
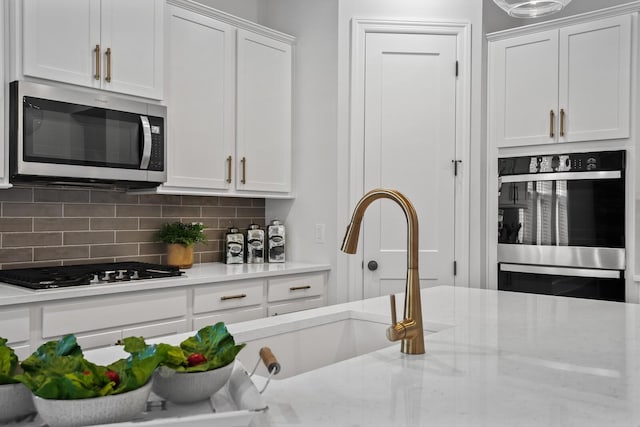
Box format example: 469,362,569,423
240,157,246,184
226,156,232,183
549,110,555,138
105,48,112,82
220,293,247,301
560,108,565,137
290,285,311,291
94,44,101,80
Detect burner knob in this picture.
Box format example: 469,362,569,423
90,274,101,284
129,270,140,280
116,269,130,280
100,270,116,281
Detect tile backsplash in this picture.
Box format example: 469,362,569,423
0,185,265,269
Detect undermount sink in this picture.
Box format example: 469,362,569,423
234,310,450,380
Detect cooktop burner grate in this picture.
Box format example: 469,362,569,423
0,262,184,290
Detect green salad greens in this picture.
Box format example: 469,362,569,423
157,323,245,373
17,335,164,399
0,337,20,385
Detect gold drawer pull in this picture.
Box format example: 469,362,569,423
290,285,311,291
560,108,565,137
221,293,247,301
226,155,232,183
105,47,112,82
549,109,555,138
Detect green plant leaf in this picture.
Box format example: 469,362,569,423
0,338,19,384
155,222,207,246
174,323,245,372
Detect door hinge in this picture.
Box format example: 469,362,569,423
453,261,457,276
455,60,459,77
452,159,462,176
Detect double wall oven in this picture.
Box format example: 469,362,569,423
498,151,625,302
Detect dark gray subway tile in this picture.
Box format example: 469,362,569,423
139,194,182,205
0,187,33,202
201,207,236,217
139,242,165,255
3,260,61,269
34,188,90,203
219,218,252,229
34,246,89,261
91,190,139,204
4,203,62,217
91,218,138,231
182,195,219,206
117,205,161,218
237,207,265,218
251,199,265,207
64,204,115,217
139,217,166,230
3,232,62,247
115,230,156,244
200,251,222,263
219,197,253,207
35,218,89,231
90,244,138,258
0,248,33,263
64,231,115,245
0,218,33,232
161,205,201,218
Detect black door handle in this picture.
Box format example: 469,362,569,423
367,260,378,271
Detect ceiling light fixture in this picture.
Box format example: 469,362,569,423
492,0,572,18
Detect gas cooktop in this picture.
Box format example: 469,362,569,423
0,262,184,290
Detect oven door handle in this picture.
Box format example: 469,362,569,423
139,115,152,170
500,263,621,279
500,170,621,183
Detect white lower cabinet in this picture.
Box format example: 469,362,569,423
0,307,31,357
192,280,266,329
267,273,327,316
41,290,188,349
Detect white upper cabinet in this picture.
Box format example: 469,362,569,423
158,2,294,198
22,0,163,100
236,29,292,194
165,5,235,191
489,14,632,148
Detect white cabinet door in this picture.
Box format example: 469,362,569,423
491,30,559,148
22,0,162,99
100,0,163,99
558,15,631,142
23,0,101,89
165,6,235,190
236,29,292,193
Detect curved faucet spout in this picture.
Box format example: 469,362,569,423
341,188,424,355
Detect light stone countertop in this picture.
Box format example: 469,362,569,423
0,262,330,306
221,286,640,427
28,285,640,426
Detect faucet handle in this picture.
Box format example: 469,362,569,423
389,294,397,326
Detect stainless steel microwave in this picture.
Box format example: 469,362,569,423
9,81,166,189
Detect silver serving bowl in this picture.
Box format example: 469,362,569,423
152,360,234,404
33,380,152,427
0,383,36,423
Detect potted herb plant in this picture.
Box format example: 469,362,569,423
156,221,207,268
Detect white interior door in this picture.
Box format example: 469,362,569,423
362,32,458,298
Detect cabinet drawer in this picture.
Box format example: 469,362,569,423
123,319,189,340
42,290,188,338
12,344,32,360
268,297,324,316
193,306,266,330
0,308,30,344
193,281,264,314
268,274,325,302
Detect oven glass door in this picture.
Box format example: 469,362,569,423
23,96,143,169
498,264,625,302
498,174,624,248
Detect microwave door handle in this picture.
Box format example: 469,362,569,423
140,116,152,169
500,170,621,183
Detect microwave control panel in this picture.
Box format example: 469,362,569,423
148,117,164,171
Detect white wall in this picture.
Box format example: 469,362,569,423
259,1,341,302
193,0,259,21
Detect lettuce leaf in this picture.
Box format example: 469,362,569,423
0,337,19,384
17,335,163,399
161,323,245,372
